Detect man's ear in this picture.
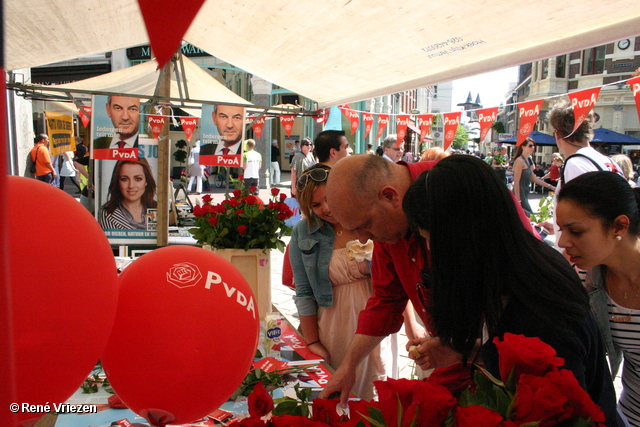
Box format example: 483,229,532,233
379,185,402,207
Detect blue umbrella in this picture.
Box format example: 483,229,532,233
592,127,640,144
499,131,557,146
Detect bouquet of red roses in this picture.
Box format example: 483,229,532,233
189,185,293,252
234,333,605,427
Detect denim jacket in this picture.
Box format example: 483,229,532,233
290,218,335,316
586,265,622,377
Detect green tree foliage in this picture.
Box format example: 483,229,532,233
452,125,469,150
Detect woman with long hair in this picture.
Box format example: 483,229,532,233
290,164,392,400
557,171,640,425
511,137,555,214
99,158,157,229
402,155,622,426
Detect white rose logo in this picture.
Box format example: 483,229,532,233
521,123,532,134
166,262,202,288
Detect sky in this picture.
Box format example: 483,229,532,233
450,66,519,111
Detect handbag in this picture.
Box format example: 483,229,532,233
27,147,39,175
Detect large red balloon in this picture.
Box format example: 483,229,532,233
8,177,119,426
101,246,260,426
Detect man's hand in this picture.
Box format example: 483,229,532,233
308,342,331,365
537,220,554,235
406,337,462,371
317,364,356,408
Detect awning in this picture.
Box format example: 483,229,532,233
5,0,640,108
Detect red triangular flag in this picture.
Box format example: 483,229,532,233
630,76,640,123
516,99,544,146
417,114,433,142
250,116,266,139
396,115,410,147
477,107,498,143
136,0,206,69
443,112,461,152
180,117,199,143
362,113,374,139
279,115,296,137
568,87,601,135
148,115,166,140
344,109,360,135
376,114,390,141
78,106,92,128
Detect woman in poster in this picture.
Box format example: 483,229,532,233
99,158,157,229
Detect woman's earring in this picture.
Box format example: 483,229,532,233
616,235,622,241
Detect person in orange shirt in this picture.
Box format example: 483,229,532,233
30,134,57,184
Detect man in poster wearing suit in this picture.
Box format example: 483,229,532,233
93,96,141,149
200,104,245,156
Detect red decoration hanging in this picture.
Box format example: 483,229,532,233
78,106,92,128
418,114,434,142
376,114,390,140
279,115,296,137
362,112,374,138
443,112,461,152
396,115,410,147
148,115,166,140
516,99,544,146
477,107,498,143
568,87,601,135
180,116,199,143
627,76,640,123
249,116,265,139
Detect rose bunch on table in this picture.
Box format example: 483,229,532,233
234,333,604,427
189,185,293,252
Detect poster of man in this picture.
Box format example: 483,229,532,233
199,104,245,167
92,94,140,161
94,137,159,244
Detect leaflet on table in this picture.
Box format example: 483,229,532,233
279,322,324,365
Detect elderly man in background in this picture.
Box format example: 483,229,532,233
381,134,404,162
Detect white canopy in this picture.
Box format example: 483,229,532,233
6,0,640,108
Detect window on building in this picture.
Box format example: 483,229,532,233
556,55,566,78
582,46,605,75
433,85,438,99
541,59,549,79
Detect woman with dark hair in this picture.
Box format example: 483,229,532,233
99,158,157,229
402,155,622,426
511,137,555,215
290,164,392,400
557,171,640,425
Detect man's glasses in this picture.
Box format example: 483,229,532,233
296,168,329,192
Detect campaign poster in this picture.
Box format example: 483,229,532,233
283,135,300,160
94,138,159,244
91,94,140,161
45,110,75,156
199,104,245,168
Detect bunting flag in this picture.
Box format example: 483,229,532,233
344,109,360,135
516,99,544,146
279,115,296,137
249,116,265,139
477,107,498,143
180,116,199,143
628,76,640,123
396,114,410,147
362,112,374,138
148,114,166,140
136,0,206,69
78,106,92,128
417,114,433,142
376,114,390,140
568,87,601,135
443,112,461,152
315,109,329,124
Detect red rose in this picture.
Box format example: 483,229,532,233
247,382,273,418
271,414,327,427
244,195,259,205
454,405,504,427
425,362,473,397
193,205,203,217
279,193,287,202
278,213,289,220
208,217,219,226
239,174,245,181
402,380,457,426
511,372,572,426
233,189,242,198
279,203,291,213
345,399,376,427
271,188,280,196
239,417,267,427
250,186,257,194
236,210,245,216
494,333,564,384
238,225,248,235
539,369,604,423
311,399,341,424
202,194,213,203
228,199,240,207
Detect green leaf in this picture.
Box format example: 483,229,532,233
273,399,300,416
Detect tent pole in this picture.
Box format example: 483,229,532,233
155,57,173,247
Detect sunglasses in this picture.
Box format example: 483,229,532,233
296,168,329,192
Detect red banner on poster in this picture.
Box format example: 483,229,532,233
279,115,296,137
568,87,601,135
179,116,199,143
376,114,390,141
78,106,92,128
249,116,265,139
362,112,374,138
443,112,461,152
628,76,640,123
396,114,410,147
477,107,498,143
148,115,166,140
516,99,544,146
417,114,433,142
137,0,206,69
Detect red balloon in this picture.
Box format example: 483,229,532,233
101,246,259,426
8,177,119,426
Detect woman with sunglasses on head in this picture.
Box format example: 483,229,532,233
403,155,624,426
290,163,392,400
557,171,640,426
511,137,555,216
